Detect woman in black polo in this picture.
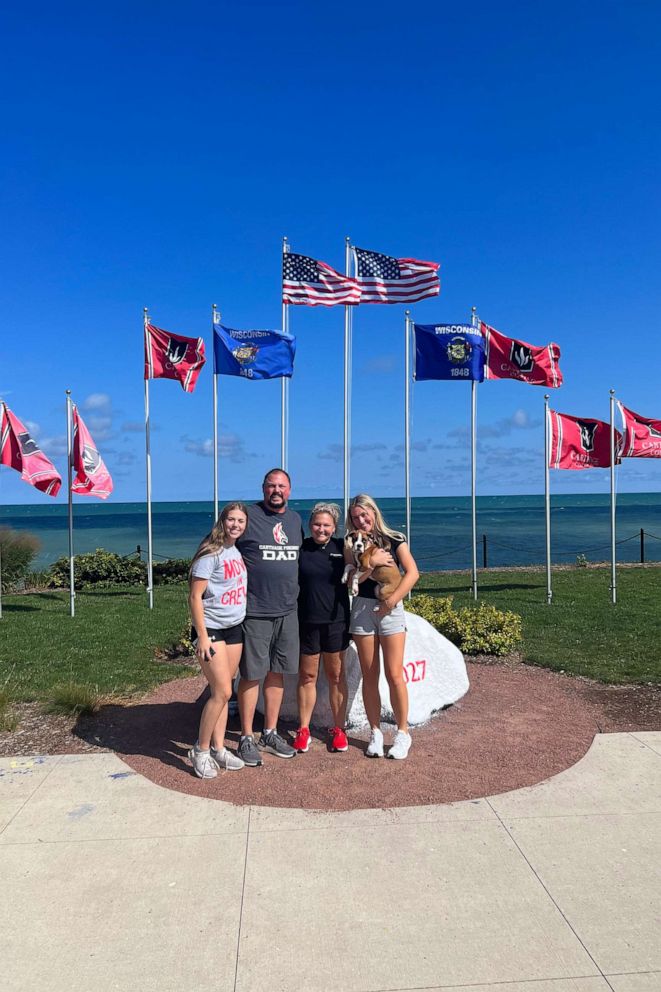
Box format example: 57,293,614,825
293,502,350,753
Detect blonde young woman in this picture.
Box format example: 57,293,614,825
293,502,351,754
187,502,249,779
345,494,419,760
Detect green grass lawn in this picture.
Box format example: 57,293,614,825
0,567,659,708
417,565,661,684
0,586,192,702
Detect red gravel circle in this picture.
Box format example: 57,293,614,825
73,662,661,811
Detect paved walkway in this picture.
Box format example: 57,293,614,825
1,732,660,992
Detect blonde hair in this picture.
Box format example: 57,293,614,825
309,502,341,531
189,502,249,575
345,494,405,549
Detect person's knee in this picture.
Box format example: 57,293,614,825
385,669,406,690
298,670,316,687
208,687,230,705
325,666,344,688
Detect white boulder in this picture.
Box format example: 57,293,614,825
270,610,469,728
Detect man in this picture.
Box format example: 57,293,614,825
236,468,304,765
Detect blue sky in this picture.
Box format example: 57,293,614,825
1,1,659,504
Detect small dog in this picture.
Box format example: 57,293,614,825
342,530,401,602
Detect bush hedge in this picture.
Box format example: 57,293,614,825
0,528,41,592
407,592,522,656
48,550,192,589
49,549,147,589
153,558,191,584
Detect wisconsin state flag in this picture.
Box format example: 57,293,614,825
482,322,562,387
549,411,620,470
144,323,206,393
618,402,661,459
0,403,62,496
72,406,113,498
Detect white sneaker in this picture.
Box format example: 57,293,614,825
188,745,218,779
388,730,412,760
211,746,245,771
366,726,384,758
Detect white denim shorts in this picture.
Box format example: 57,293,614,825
349,596,407,637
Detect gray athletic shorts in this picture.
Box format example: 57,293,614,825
239,613,300,681
349,596,407,637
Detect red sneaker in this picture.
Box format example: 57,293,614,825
330,727,349,752
293,726,311,753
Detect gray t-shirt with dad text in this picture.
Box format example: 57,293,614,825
190,544,247,629
236,502,304,618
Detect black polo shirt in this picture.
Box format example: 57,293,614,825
298,537,350,625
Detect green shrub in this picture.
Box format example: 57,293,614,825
449,604,523,655
0,527,40,592
48,549,146,589
408,592,522,656
153,558,191,584
44,682,101,717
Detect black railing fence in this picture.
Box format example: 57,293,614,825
128,528,661,571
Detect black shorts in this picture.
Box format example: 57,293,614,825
299,621,350,656
191,624,244,647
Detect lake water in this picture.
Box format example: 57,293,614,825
2,494,660,571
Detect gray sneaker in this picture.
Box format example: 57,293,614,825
211,746,245,771
258,730,296,759
188,745,218,779
238,735,263,767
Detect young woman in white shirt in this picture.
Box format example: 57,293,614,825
188,502,249,779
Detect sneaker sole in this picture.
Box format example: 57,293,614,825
295,743,311,753
238,753,263,767
365,750,383,758
258,745,296,758
387,751,410,760
331,743,349,752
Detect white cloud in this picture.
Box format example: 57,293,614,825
82,393,112,413
182,433,253,463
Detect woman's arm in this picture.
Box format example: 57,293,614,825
375,542,419,613
188,577,214,662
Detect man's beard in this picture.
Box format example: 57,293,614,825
266,493,285,508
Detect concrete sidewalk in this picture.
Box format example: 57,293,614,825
1,733,660,992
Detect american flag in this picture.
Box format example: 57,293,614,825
353,247,440,304
282,252,361,307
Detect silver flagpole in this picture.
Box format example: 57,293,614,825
144,308,154,610
404,310,412,548
281,237,289,470
610,388,617,605
212,303,219,522
66,390,75,617
470,306,478,601
544,394,552,605
344,236,352,522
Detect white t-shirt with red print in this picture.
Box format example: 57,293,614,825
191,545,247,629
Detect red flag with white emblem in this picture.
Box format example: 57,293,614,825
549,411,620,470
0,403,62,496
71,406,113,498
482,322,563,387
144,323,206,393
618,402,661,459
